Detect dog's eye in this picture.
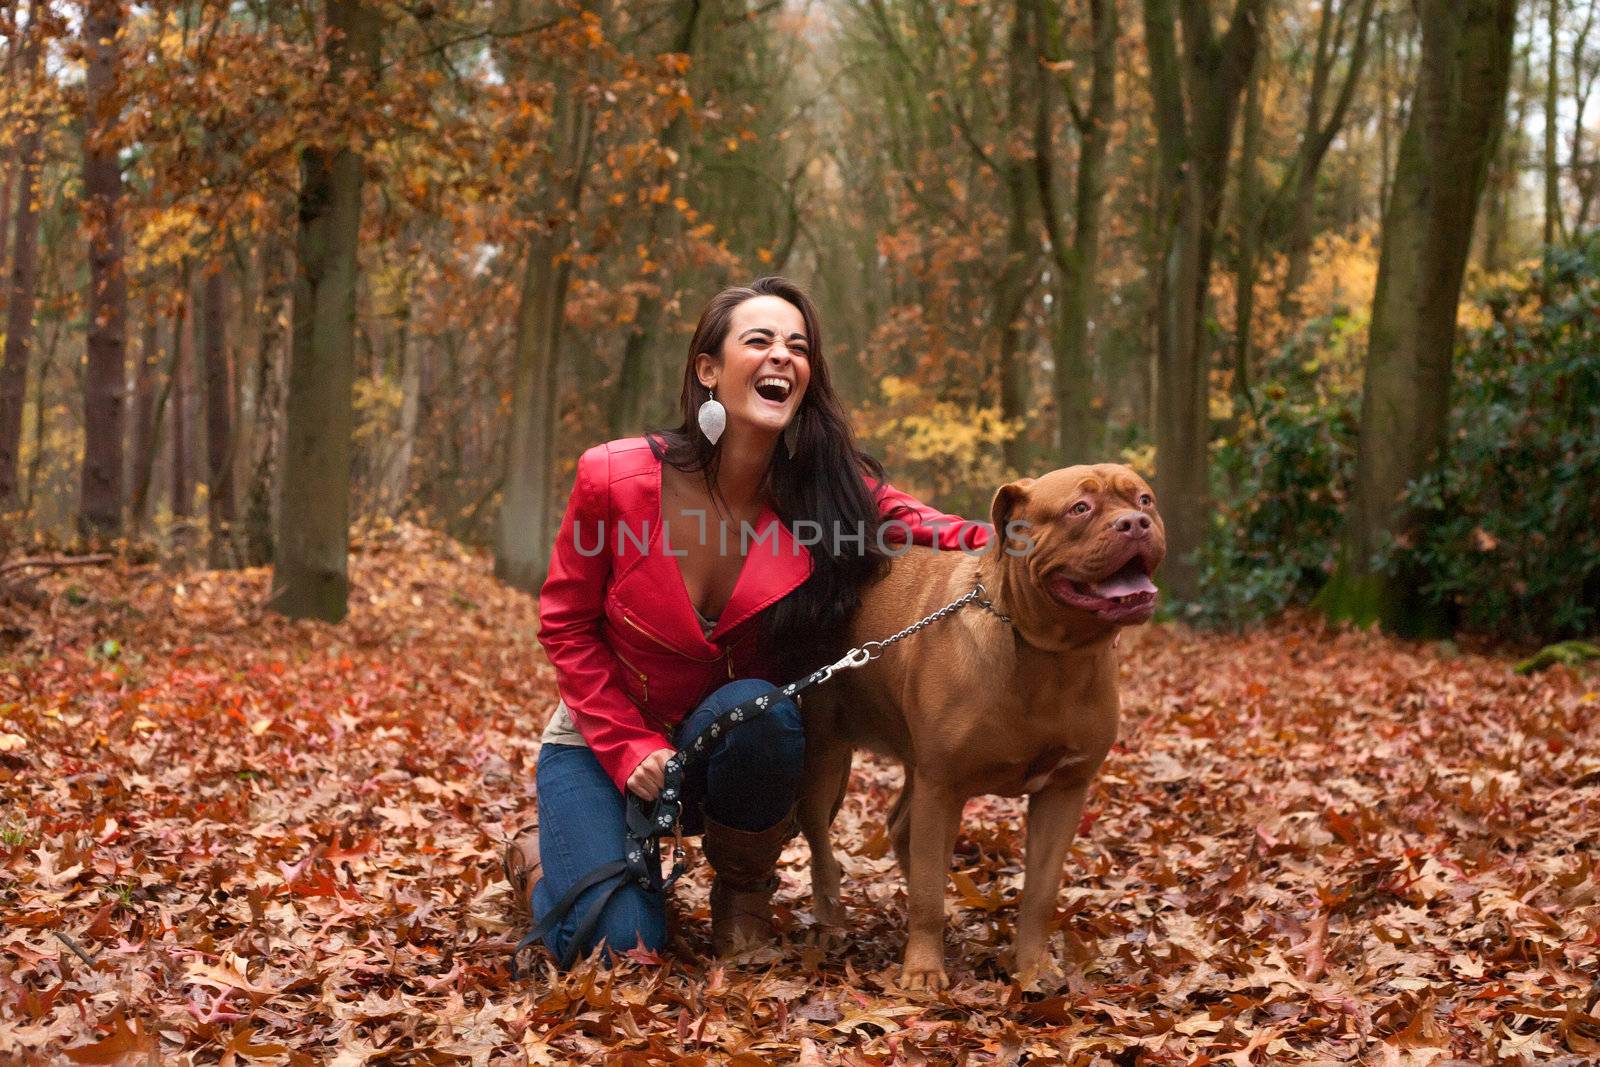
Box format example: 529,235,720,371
1069,501,1091,516
1138,494,1153,507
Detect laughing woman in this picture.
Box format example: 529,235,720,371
503,275,992,967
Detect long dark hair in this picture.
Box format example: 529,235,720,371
645,276,897,678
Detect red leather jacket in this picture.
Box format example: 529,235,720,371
536,435,994,791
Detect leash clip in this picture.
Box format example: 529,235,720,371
816,645,872,684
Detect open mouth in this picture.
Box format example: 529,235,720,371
1046,554,1159,624
753,376,793,405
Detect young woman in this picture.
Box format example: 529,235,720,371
504,276,992,966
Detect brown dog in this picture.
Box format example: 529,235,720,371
798,464,1165,988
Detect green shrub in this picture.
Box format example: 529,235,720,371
1388,241,1600,642
1186,313,1362,628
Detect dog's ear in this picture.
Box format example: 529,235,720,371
989,479,1035,551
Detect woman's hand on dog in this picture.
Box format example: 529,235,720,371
627,747,676,801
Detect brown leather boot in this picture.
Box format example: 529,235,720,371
502,822,542,922
701,805,796,957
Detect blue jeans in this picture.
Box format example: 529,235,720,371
529,678,804,966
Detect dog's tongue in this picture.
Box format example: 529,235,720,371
1091,569,1157,599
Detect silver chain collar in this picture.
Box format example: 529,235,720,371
810,581,1013,685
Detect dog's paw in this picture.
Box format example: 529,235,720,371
898,961,950,991
805,924,844,953
1011,959,1047,994
1009,949,1066,994
812,895,847,928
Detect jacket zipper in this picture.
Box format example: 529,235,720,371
622,608,725,663
620,607,739,684
613,648,649,704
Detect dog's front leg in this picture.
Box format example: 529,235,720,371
1013,781,1092,982
899,774,963,990
798,736,853,927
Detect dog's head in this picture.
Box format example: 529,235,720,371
989,464,1166,627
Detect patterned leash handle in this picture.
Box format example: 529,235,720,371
627,656,839,892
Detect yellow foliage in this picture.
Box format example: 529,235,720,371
1208,385,1234,422
1212,229,1379,365
867,375,1020,465
132,205,205,269
1458,256,1543,332
878,375,917,403
1298,231,1379,325
13,395,82,532
370,260,413,319
1209,228,1380,412
150,10,189,63
353,376,404,448
1119,442,1155,478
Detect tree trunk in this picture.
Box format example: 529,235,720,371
606,0,702,440
996,0,1039,476
79,0,129,539
432,330,463,526
0,159,13,297
231,240,257,519
1377,4,1392,210
272,0,380,620
1570,3,1599,233
202,261,235,564
495,70,595,591
1482,39,1532,271
1280,0,1377,313
1544,0,1560,246
24,315,58,514
0,0,23,322
1319,0,1517,633
1142,0,1266,602
243,237,288,566
170,283,193,522
380,296,419,514
997,172,1035,476
1035,0,1116,464
130,296,160,532
1230,38,1265,410
0,0,44,509
243,331,280,567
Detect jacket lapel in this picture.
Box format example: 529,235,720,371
704,504,812,643
624,447,814,652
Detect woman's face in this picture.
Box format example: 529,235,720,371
697,294,811,440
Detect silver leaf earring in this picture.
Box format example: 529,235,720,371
783,418,799,459
697,386,726,446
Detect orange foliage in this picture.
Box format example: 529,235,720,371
2,534,1596,1059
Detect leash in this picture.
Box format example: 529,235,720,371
512,581,1013,973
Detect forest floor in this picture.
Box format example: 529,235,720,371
1,523,1597,1065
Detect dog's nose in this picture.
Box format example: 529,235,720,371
1112,511,1152,537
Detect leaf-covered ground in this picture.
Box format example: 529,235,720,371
2,524,1597,1065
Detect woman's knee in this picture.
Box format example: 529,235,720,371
729,693,803,756
696,703,803,797
686,679,802,757
705,677,781,711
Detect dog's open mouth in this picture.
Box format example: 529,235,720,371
1046,555,1159,623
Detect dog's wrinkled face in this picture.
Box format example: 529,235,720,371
990,464,1167,626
